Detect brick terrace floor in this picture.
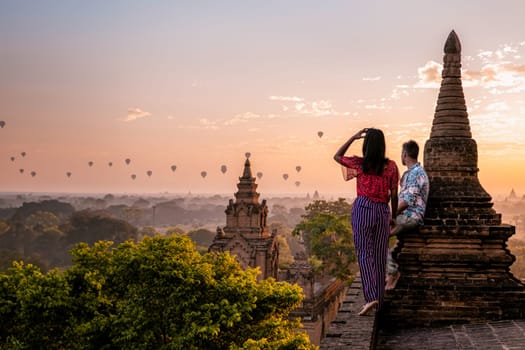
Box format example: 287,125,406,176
320,275,525,350
377,320,525,350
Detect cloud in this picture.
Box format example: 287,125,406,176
362,76,381,81
268,96,304,102
223,112,261,126
269,96,350,117
199,118,219,129
414,60,442,88
124,108,152,122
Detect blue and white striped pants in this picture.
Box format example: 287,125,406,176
351,196,391,305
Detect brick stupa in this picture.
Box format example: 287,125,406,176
384,30,525,327
209,156,279,280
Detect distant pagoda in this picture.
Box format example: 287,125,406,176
384,31,525,327
209,156,279,280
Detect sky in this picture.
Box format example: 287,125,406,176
1,0,525,197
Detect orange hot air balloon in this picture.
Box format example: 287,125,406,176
21,152,26,157
295,165,302,172
0,121,5,128
171,165,177,172
147,170,152,177
282,173,289,180
108,162,113,167
317,131,323,138
19,169,24,174
221,165,227,174
30,171,36,177
66,172,72,178
201,171,207,178
88,161,94,167
10,156,15,162
295,181,301,187
125,158,131,165
256,171,263,179
131,174,136,180
245,152,251,159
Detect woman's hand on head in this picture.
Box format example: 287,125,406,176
353,128,368,139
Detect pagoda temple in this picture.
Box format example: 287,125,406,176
209,156,279,280
384,30,525,327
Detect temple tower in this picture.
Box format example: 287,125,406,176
384,31,525,327
209,156,279,280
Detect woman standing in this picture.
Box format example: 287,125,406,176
334,128,399,316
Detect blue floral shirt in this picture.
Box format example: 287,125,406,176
399,162,429,225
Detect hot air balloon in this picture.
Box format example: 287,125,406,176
10,156,15,162
21,152,26,157
30,171,36,177
19,169,24,174
317,131,324,138
256,172,263,179
88,161,94,167
131,174,136,180
201,171,207,178
245,152,251,159
282,173,289,180
295,181,301,187
295,166,302,172
108,162,113,167
147,170,152,177
0,121,5,128
221,165,227,174
125,158,131,165
66,172,72,178
171,165,177,172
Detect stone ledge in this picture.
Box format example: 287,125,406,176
320,276,378,350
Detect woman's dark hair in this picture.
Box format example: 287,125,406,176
362,128,388,175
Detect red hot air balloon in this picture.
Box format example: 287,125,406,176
108,162,113,167
66,172,72,178
201,171,207,178
245,152,251,159
88,161,94,167
125,158,131,165
256,172,263,179
19,169,24,174
221,165,227,174
131,174,136,180
0,121,5,128
317,131,324,138
147,170,152,177
295,166,302,172
295,181,301,187
171,165,177,172
282,174,289,180
30,171,36,177
10,156,15,162
21,152,26,157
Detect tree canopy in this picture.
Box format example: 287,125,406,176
0,235,315,349
292,199,355,280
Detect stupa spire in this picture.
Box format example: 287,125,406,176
430,30,471,139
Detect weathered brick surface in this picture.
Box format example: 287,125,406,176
320,276,377,350
378,320,525,349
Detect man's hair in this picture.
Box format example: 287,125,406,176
362,128,388,176
403,140,419,160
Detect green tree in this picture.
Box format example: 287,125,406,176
1,236,315,349
293,199,355,280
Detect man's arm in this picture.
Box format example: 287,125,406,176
390,187,398,222
396,199,408,216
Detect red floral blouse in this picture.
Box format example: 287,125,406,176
340,156,399,203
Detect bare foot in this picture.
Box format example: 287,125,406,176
358,300,378,316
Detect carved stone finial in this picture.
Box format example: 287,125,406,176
444,30,461,54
